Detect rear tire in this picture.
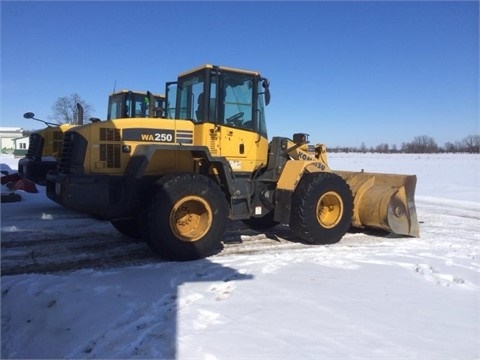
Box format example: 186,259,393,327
290,172,353,245
146,174,228,261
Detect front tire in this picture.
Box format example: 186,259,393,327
290,172,353,245
146,174,228,261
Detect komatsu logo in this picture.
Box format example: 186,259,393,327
298,152,315,161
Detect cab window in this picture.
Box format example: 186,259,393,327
107,95,123,120
223,73,253,130
177,73,205,122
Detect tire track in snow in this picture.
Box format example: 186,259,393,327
0,223,304,275
1,230,159,276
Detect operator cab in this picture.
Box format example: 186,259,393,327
167,64,270,138
107,90,165,120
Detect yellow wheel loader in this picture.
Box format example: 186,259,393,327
46,64,419,261
19,90,164,185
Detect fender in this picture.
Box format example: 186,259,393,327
276,159,330,192
274,159,331,224
124,144,239,195
125,144,212,179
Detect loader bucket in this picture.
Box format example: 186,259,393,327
334,171,420,237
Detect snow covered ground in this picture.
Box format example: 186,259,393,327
1,153,479,359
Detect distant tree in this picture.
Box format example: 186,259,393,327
360,142,367,153
390,144,398,153
50,93,94,125
375,143,389,153
462,135,480,153
403,135,438,153
444,141,457,153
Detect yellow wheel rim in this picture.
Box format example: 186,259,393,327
316,191,343,229
170,196,213,242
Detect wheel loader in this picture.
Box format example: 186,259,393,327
19,90,164,185
46,64,419,261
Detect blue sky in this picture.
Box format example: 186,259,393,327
2,1,478,148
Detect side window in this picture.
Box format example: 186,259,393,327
134,99,142,117
124,98,133,118
257,81,268,138
166,83,177,119
208,81,217,122
178,75,205,122
153,97,165,118
192,82,204,122
107,96,122,120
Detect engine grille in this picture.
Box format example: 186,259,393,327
98,128,121,168
100,128,121,141
57,133,74,174
100,144,121,168
26,133,43,159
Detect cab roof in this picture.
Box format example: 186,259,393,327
110,90,164,98
178,64,261,78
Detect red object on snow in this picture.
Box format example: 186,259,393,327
12,179,38,193
1,172,38,193
1,173,21,185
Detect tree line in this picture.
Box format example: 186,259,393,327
329,135,480,154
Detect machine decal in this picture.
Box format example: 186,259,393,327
314,162,326,171
123,128,175,143
122,128,194,144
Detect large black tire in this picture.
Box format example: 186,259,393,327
110,218,142,239
145,174,228,261
290,172,353,245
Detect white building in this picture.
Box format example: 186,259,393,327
0,127,24,154
13,136,30,156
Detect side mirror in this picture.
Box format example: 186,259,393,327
22,112,59,127
262,79,270,106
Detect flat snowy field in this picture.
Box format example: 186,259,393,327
1,153,479,359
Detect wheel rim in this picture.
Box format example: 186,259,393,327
170,195,213,242
316,191,343,229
